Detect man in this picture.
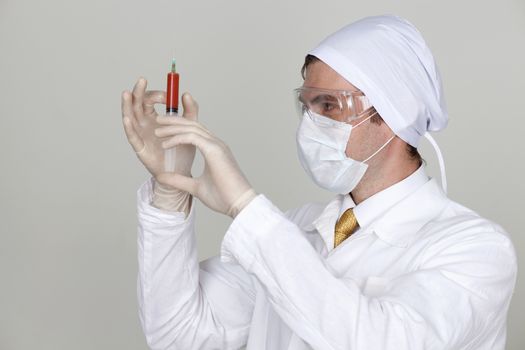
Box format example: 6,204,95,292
121,15,517,350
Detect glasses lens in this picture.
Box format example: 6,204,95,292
294,89,308,118
295,88,344,121
351,95,372,117
294,87,373,123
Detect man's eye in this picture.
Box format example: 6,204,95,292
322,102,337,112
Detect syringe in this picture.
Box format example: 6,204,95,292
164,58,179,172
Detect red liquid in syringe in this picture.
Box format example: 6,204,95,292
166,59,179,115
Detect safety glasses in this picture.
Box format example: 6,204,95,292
294,86,374,123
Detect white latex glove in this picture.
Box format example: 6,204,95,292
121,77,198,213
121,77,198,177
154,117,257,218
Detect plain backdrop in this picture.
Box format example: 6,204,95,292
1,0,524,349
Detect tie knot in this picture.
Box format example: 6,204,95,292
334,208,359,248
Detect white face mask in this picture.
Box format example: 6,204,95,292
296,111,395,194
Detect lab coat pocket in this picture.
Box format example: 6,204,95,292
362,276,390,297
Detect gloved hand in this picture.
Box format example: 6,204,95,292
154,117,258,218
121,77,197,179
121,77,198,214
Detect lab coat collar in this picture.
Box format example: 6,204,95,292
307,167,449,250
350,165,429,231
371,178,448,248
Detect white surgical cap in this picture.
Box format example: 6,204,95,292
308,15,449,192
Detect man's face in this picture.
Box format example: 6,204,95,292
302,60,393,163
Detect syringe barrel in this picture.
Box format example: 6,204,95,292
166,72,179,114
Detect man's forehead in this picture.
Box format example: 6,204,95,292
304,60,361,93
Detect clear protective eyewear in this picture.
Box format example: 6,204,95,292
294,86,375,124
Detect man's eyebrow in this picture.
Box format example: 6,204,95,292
310,94,338,104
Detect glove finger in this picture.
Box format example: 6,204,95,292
155,124,212,139
156,172,198,195
143,90,166,116
122,116,146,153
131,77,147,121
155,115,208,131
161,131,215,153
181,92,199,121
121,90,139,125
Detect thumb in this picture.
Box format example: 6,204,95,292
181,92,199,121
156,172,197,195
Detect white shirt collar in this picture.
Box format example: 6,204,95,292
308,165,448,251
340,164,429,229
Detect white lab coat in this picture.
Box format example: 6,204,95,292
136,166,517,350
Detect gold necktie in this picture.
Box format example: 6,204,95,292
334,208,359,248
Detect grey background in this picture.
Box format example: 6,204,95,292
1,0,523,349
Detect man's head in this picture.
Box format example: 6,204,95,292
296,15,448,200
300,54,423,167
306,15,448,145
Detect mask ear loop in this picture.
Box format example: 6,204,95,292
352,109,377,128
362,134,395,163
423,132,447,194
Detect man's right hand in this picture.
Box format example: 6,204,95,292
121,77,198,185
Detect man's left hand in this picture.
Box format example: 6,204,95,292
154,116,257,218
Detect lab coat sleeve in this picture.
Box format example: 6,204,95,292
137,177,256,350
219,194,518,350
